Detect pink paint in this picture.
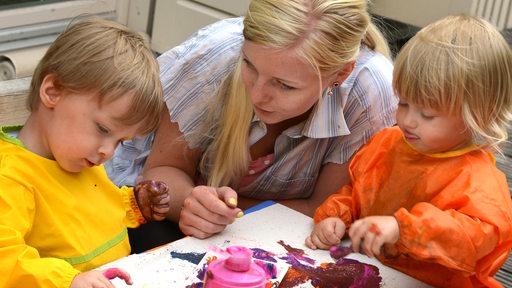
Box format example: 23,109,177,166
205,246,267,288
102,267,133,285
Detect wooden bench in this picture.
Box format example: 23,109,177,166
1,77,511,285
0,77,30,126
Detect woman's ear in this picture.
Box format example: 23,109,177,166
39,74,62,108
336,60,356,84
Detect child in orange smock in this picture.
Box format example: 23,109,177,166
306,15,512,288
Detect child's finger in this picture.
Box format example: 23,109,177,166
102,267,133,285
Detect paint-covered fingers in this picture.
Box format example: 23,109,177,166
70,269,128,288
347,219,365,254
361,225,383,258
349,219,383,257
134,180,170,221
102,268,133,285
348,216,400,258
216,186,239,208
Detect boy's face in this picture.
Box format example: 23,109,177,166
46,91,140,173
396,98,473,154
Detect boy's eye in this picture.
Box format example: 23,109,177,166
97,124,109,134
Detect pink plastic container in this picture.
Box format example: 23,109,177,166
204,246,267,288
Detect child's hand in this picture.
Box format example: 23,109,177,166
305,217,346,250
70,268,133,287
134,180,170,221
348,216,399,258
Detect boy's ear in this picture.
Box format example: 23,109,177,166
39,74,62,108
336,60,356,84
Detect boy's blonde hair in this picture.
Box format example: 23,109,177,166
28,17,163,136
198,0,391,187
393,14,512,153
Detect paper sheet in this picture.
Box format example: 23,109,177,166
101,204,434,288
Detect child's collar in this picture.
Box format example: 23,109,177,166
403,136,478,158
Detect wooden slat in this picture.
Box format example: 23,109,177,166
0,77,30,126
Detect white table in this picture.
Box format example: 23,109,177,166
101,201,433,287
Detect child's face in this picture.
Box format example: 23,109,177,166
46,91,141,173
396,98,473,154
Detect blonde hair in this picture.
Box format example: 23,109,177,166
393,14,512,153
198,0,391,187
28,17,163,136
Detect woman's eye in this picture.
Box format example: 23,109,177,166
242,58,253,69
280,82,295,90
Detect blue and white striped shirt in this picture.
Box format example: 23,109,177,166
106,17,397,199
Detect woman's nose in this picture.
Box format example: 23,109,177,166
249,79,270,103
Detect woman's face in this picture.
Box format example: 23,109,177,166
241,40,327,124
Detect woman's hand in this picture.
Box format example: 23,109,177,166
348,216,399,258
306,217,346,250
178,185,243,239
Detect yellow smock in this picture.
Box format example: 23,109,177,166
0,126,145,288
315,126,512,288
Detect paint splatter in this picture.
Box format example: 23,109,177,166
278,256,381,288
277,240,315,265
187,241,381,288
329,245,354,260
275,241,381,288
252,247,278,263
170,251,206,265
254,259,279,279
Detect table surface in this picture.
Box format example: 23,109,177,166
101,201,433,287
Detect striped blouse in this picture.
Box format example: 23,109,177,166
106,17,397,199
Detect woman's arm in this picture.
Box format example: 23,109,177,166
142,106,242,238
142,105,199,222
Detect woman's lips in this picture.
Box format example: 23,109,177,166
254,106,272,116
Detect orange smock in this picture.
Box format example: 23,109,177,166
0,126,146,288
314,126,512,288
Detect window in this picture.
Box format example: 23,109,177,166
0,0,119,53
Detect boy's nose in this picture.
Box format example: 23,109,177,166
98,142,117,163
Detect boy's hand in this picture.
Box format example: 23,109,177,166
70,268,132,287
134,180,170,221
305,217,346,250
348,216,399,258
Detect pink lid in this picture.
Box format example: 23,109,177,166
205,246,267,288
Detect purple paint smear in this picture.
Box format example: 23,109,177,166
187,241,382,288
